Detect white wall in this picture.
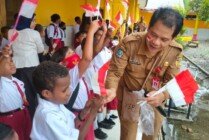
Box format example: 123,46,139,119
183,28,209,41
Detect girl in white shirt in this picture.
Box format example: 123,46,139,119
10,14,44,118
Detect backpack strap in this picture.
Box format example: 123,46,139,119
65,83,80,111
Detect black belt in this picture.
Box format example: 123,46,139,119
0,107,25,116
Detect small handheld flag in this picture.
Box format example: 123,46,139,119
139,70,199,107
115,11,124,25
108,21,117,31
81,4,100,17
122,0,129,10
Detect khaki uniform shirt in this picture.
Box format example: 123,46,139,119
106,32,182,100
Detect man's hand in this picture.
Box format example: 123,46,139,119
103,88,116,104
146,91,166,107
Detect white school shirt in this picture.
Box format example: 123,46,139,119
10,29,44,68
69,65,88,110
0,76,24,112
73,24,80,35
30,97,79,140
92,47,113,70
74,45,95,91
46,23,62,39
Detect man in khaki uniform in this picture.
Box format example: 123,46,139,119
104,7,183,140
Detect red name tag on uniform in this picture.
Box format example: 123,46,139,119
152,77,160,90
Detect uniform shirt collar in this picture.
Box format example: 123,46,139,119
38,96,62,111
1,76,16,83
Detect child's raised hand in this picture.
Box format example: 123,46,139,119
101,21,107,33
89,20,101,34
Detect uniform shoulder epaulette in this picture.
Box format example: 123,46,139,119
122,32,144,44
170,40,183,51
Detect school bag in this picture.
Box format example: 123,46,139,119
45,24,58,47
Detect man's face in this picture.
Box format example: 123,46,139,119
146,20,175,54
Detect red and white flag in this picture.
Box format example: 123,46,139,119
106,0,111,11
127,15,134,26
122,0,129,10
18,0,39,18
91,47,113,95
108,21,117,31
148,70,199,107
8,29,19,46
81,4,100,17
10,0,39,46
115,11,123,25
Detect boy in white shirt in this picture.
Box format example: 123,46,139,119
31,61,103,140
0,53,31,140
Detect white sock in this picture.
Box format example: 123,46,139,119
106,113,111,119
94,116,98,130
97,112,104,122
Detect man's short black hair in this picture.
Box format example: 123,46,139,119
32,61,69,96
51,14,61,23
149,7,183,38
0,123,15,140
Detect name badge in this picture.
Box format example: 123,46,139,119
152,77,160,90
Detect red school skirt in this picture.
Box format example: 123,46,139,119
73,110,95,140
0,107,32,140
106,97,118,110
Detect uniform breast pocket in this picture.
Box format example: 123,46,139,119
127,62,146,78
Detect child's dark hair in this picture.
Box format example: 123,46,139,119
50,47,69,63
32,61,69,96
34,24,44,33
51,14,60,23
1,26,10,34
0,123,15,140
59,21,66,28
75,31,85,39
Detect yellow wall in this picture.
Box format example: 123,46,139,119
35,0,100,26
35,0,209,29
35,0,133,26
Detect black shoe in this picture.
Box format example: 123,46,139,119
102,118,116,125
94,128,108,139
98,121,113,129
110,114,118,119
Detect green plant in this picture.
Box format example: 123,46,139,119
189,0,209,21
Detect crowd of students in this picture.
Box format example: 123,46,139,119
0,11,137,140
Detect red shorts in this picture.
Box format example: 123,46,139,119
0,107,31,140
